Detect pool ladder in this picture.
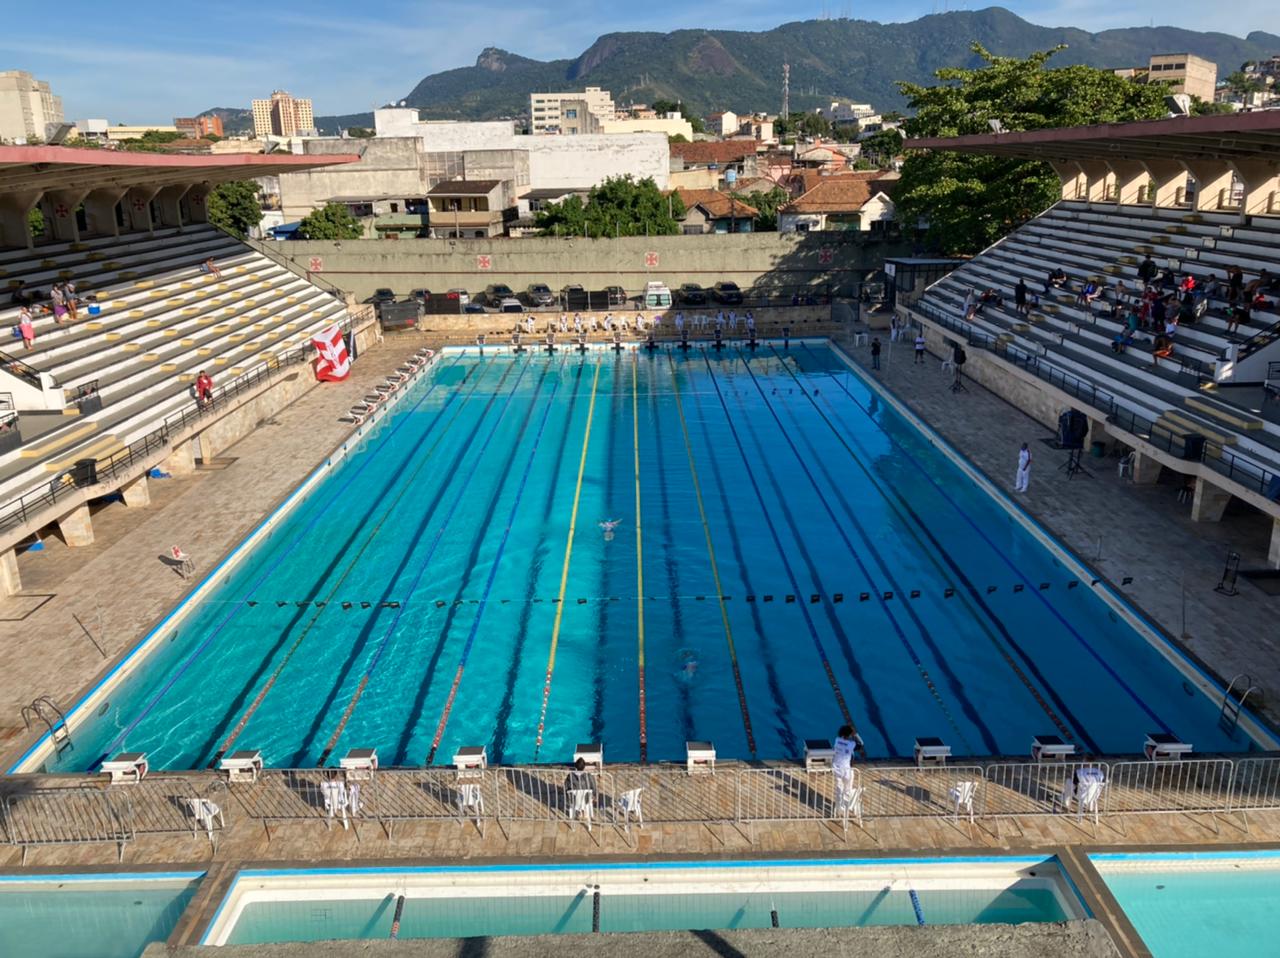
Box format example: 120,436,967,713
21,695,72,754
1220,674,1259,737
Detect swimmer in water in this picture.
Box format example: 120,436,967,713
598,518,621,541
675,647,699,682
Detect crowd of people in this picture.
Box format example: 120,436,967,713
10,278,83,350
517,309,760,339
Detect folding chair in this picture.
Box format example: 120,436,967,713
186,797,223,843
567,789,594,832
949,780,977,824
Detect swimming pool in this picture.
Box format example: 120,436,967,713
24,341,1272,772
1092,851,1280,957
0,872,202,958
201,858,1084,944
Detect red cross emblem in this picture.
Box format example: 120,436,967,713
308,257,324,273
476,254,492,271
818,247,835,265
131,198,146,211
191,194,204,206
644,251,659,268
54,204,69,218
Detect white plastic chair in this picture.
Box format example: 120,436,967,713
616,788,644,832
457,783,485,834
321,779,350,830
186,797,223,843
567,789,594,832
1077,780,1105,826
1118,453,1135,480
949,780,977,824
836,785,865,832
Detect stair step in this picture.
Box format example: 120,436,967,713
1184,395,1265,431
19,421,99,458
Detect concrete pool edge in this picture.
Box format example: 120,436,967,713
827,338,1280,753
7,351,445,774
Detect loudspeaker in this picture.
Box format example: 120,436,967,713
1058,410,1088,449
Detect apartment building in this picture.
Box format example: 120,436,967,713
1147,54,1218,103
175,115,224,139
252,91,315,138
529,87,615,134
0,70,63,143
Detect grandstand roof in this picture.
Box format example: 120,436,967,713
905,112,1280,163
0,145,359,196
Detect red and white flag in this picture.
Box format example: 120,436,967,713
312,324,351,382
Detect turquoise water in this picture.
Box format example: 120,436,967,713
1095,853,1280,958
46,343,1252,771
0,876,201,958
223,886,1067,943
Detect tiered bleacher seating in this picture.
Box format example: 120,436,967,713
916,200,1280,489
0,226,350,499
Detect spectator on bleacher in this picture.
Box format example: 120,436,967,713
1137,256,1158,286
1164,316,1179,341
978,288,1001,311
1124,307,1140,338
1150,295,1168,330
49,283,67,325
1077,281,1100,313
1179,274,1197,295
16,307,34,350
1227,300,1251,336
1111,330,1134,354
9,280,32,307
62,281,79,321
1044,268,1068,294
1245,269,1274,300
195,370,214,408
1015,278,1029,317
962,288,978,319
1152,333,1174,365
1225,265,1245,303
1178,295,1198,327
202,257,222,280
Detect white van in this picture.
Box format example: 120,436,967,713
643,281,672,309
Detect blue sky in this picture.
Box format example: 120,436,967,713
1,0,1272,121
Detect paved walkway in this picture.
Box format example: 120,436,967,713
834,329,1280,726
0,335,426,759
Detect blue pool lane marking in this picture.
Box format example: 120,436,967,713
755,348,1081,750
307,359,535,765
94,351,471,768
728,348,991,753
207,358,508,765
426,362,563,764
801,343,1174,738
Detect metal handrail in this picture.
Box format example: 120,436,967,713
0,349,44,389
1238,316,1280,361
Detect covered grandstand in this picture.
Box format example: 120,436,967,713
0,145,364,592
902,112,1280,568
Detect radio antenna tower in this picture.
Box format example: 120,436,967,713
782,63,791,120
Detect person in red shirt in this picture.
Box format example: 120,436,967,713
195,370,213,407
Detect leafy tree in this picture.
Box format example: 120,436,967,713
1225,70,1265,96
345,127,376,138
536,176,684,237
730,187,788,231
1191,97,1235,116
207,180,263,237
204,133,222,142
297,202,365,240
28,207,44,238
860,128,904,167
668,133,689,144
895,45,1168,254
651,100,706,134
776,112,833,139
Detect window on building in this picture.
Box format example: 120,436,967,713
390,202,399,213
564,109,577,119
474,230,485,238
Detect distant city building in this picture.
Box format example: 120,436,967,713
817,101,877,127
529,87,615,134
0,70,64,143
175,115,224,139
70,119,111,144
1115,54,1218,105
103,124,182,143
707,111,739,137
252,91,314,137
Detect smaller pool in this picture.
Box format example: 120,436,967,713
203,858,1085,945
1093,851,1280,958
0,872,203,958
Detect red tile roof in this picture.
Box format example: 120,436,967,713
669,139,762,166
675,189,759,219
780,175,892,214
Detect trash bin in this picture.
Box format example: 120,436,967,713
72,458,98,487
1089,440,1106,458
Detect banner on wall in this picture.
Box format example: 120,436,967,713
312,324,351,381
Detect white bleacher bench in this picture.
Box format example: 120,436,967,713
1031,735,1077,762
804,739,835,771
1144,733,1193,761
219,750,263,783
686,741,716,774
913,737,951,767
101,752,148,785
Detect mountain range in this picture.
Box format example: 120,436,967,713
202,9,1280,133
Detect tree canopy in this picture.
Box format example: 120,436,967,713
535,176,685,237
206,180,263,238
895,44,1169,255
776,112,834,140
860,128,904,167
650,100,706,134
296,202,365,240
730,187,788,231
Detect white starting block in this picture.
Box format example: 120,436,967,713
453,745,488,779
913,737,951,767
573,743,603,772
1144,733,1193,761
219,749,263,784
804,739,835,771
340,748,378,781
1032,735,1078,762
101,752,149,785
686,741,716,774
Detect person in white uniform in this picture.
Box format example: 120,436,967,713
675,312,685,333
1015,442,1032,493
832,724,864,806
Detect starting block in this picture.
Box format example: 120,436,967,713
340,748,378,781
101,752,149,785
686,741,716,774
804,739,836,771
1032,735,1077,762
1144,733,1193,761
913,737,951,767
219,750,263,784
453,745,488,779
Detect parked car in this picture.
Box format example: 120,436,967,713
463,301,487,314
410,288,432,304
605,285,627,306
678,283,708,306
499,297,524,313
644,281,673,308
525,283,555,307
484,283,516,305
367,288,396,305
449,288,471,305
712,281,744,305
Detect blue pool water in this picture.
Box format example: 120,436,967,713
1093,852,1280,957
0,874,201,958
43,343,1256,771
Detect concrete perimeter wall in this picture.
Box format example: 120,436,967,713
277,232,912,302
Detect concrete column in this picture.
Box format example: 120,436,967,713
1190,479,1232,523
123,186,158,234
0,547,21,597
82,187,125,239
1141,160,1189,209
44,189,89,243
1182,160,1234,214
55,502,94,547
186,185,211,224
120,473,151,507
161,439,197,477
1049,160,1084,201
1107,160,1149,206
0,190,40,249
1228,158,1280,218
1085,417,1108,454
154,185,189,228
1131,452,1163,485
1269,517,1280,570
1074,160,1112,204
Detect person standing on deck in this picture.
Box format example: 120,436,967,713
1015,442,1032,493
833,725,864,805
913,332,926,364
